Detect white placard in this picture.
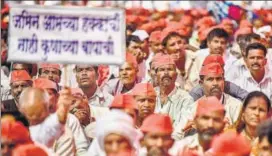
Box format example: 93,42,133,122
8,5,126,65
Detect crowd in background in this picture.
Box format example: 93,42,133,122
1,0,272,156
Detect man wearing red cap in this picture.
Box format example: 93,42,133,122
170,97,226,155
153,54,194,128
103,53,142,96
38,63,62,90
131,82,156,128
2,70,32,112
197,63,242,125
74,64,113,108
33,78,90,155
174,63,242,140
160,27,200,91
140,114,174,156
189,54,248,101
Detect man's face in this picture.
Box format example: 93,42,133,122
1,137,15,156
201,74,225,100
12,64,31,75
245,49,267,73
243,97,268,128
46,89,58,113
144,132,174,156
75,65,97,88
134,95,156,119
40,68,61,83
119,62,137,86
104,133,132,155
223,25,234,36
165,36,187,56
258,136,272,156
150,41,164,54
11,81,32,102
195,110,225,143
207,37,227,55
156,64,177,87
71,94,91,126
128,41,143,55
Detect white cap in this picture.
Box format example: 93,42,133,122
132,30,149,41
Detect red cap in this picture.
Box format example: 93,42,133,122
153,54,175,69
149,31,161,42
131,83,156,97
126,52,138,67
33,78,57,92
199,63,224,76
10,70,32,84
39,63,60,70
139,23,154,34
180,15,194,26
196,96,225,117
1,120,32,144
211,131,251,155
141,114,173,134
160,27,188,43
202,54,225,66
198,27,214,42
12,144,48,156
196,16,216,29
110,94,138,110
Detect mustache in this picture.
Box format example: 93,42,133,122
161,75,172,80
210,86,221,92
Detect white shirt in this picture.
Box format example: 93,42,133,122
232,67,272,100
29,113,65,148
66,114,90,155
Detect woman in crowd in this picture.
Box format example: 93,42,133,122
229,91,271,148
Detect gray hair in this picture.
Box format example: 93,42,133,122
18,87,50,109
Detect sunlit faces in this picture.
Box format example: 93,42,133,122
10,80,32,103
143,132,174,156
40,68,61,83
245,49,267,72
119,62,138,86
195,110,225,142
134,95,156,119
242,97,269,128
156,64,177,87
104,133,133,155
75,65,97,88
201,74,225,100
207,36,227,55
165,36,187,60
128,41,143,55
